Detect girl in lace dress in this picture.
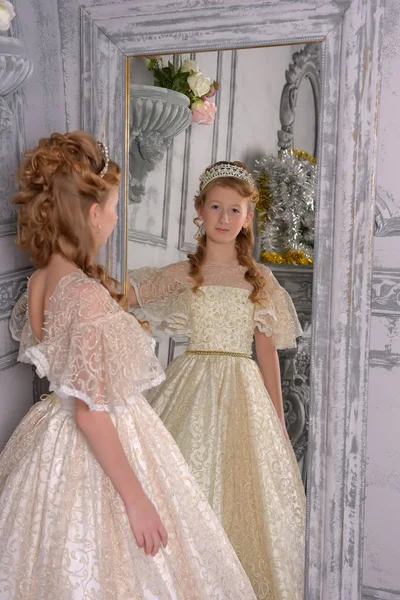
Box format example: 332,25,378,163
129,161,307,600
0,135,257,600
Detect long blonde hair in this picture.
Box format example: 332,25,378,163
188,160,266,303
13,131,129,309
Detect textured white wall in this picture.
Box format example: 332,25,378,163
0,0,68,451
363,0,400,596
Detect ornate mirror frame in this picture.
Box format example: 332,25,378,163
81,1,384,598
278,43,321,155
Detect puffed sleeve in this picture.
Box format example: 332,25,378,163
129,261,191,336
253,264,302,349
21,278,165,412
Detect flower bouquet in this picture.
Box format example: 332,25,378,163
148,56,219,125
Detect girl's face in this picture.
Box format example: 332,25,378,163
197,184,253,245
90,186,119,248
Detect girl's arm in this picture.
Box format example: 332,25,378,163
127,263,186,310
254,327,290,443
75,399,167,556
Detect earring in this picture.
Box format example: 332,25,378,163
98,224,102,232
193,217,205,241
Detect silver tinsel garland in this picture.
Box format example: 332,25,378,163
253,150,316,261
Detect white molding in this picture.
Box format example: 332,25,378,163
0,222,17,238
167,336,188,365
374,186,400,237
371,268,400,315
363,586,400,600
0,350,19,371
0,267,34,321
369,350,400,370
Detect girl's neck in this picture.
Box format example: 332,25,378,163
204,240,238,265
48,253,79,271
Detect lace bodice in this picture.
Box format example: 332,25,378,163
10,271,165,412
188,286,256,354
129,261,302,351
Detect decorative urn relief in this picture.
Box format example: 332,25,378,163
129,84,192,203
0,37,33,133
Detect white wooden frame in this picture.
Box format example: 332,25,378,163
81,1,385,598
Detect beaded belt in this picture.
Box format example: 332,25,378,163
185,350,252,359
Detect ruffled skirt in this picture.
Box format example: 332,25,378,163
148,354,306,600
0,395,256,600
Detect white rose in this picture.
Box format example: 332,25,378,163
181,59,199,73
0,0,16,32
187,73,211,97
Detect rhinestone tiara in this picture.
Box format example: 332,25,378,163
97,141,109,178
199,163,255,191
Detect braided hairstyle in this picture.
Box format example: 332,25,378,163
188,161,267,303
13,131,129,309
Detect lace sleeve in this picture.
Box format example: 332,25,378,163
129,262,191,335
254,265,302,350
9,289,28,342
23,278,165,412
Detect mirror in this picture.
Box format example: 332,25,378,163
292,77,317,156
126,42,320,597
127,44,320,483
81,3,382,597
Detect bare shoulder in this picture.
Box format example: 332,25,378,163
28,269,46,304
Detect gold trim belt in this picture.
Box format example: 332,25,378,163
185,350,252,359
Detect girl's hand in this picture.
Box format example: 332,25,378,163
125,493,168,557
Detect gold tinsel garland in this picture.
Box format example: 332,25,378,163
256,148,316,266
291,148,316,165
261,250,314,266
256,171,273,227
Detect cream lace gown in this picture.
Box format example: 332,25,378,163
0,271,257,600
129,261,306,600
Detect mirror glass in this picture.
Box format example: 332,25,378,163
127,42,321,598
293,76,317,156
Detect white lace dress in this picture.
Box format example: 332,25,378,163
0,271,256,600
129,261,306,600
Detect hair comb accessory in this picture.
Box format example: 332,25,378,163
97,141,109,178
199,162,255,191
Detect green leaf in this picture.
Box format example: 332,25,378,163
161,66,172,78
153,72,171,88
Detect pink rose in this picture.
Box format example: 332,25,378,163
191,100,217,125
201,84,219,101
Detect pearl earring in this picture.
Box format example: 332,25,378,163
193,217,205,241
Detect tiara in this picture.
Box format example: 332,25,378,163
199,163,255,191
97,141,109,178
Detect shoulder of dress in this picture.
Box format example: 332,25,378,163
168,259,190,271
56,272,117,315
256,263,275,285
59,272,103,297
256,262,271,274
165,260,191,281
